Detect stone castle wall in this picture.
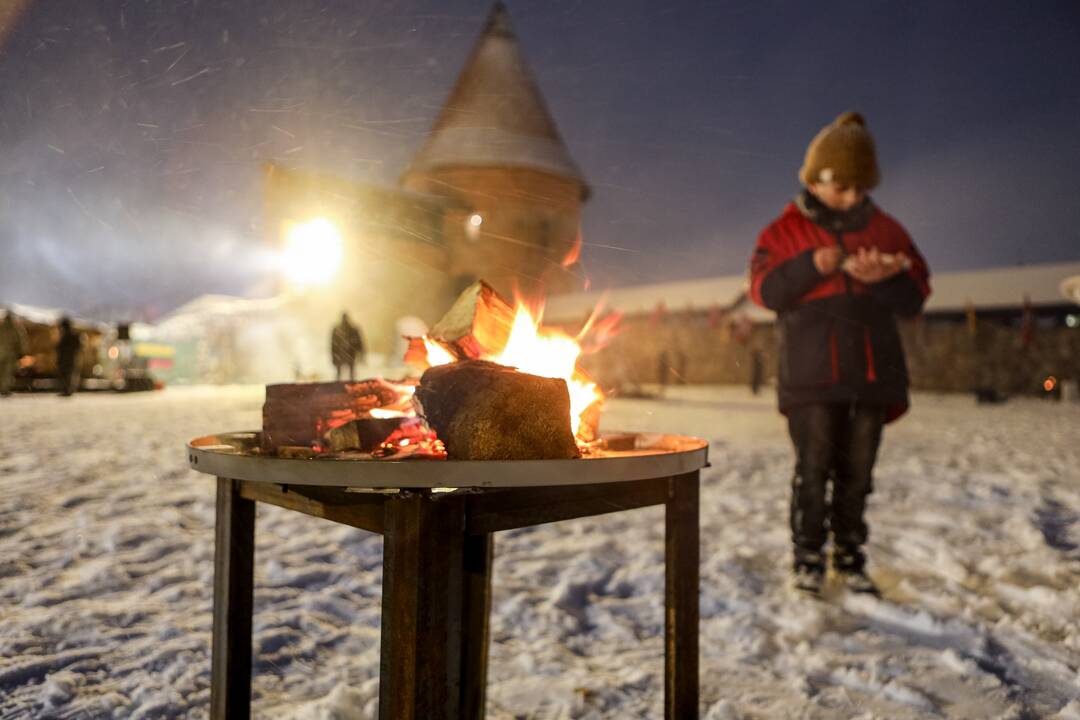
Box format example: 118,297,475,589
568,311,1080,396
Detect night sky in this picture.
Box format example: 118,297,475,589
1,0,1078,317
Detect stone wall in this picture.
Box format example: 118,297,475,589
568,311,1080,397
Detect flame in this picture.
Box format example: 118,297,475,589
488,304,602,437
411,301,609,440
561,229,583,268
424,337,456,367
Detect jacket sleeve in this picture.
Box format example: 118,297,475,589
868,227,931,317
749,225,823,312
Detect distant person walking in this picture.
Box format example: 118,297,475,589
748,112,931,597
749,347,765,396
331,312,365,381
0,308,29,396
56,317,82,396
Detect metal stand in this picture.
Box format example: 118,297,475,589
208,471,700,719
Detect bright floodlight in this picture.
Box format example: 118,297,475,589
281,218,343,287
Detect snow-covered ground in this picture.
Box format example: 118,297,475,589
1,386,1078,719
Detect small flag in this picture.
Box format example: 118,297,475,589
649,300,666,326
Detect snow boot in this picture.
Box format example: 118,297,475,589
791,551,825,597
833,548,880,596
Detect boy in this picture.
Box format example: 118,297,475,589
748,112,931,596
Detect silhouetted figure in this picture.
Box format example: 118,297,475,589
56,317,82,396
657,350,670,392
750,348,765,395
0,308,28,396
331,312,365,381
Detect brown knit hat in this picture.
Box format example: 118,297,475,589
798,111,880,190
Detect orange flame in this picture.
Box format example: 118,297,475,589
561,229,583,268
419,301,608,440
423,338,456,367
490,304,602,438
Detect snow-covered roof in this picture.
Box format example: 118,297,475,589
401,2,587,195
924,261,1080,312
4,302,111,331
545,261,1080,322
545,275,771,323
1062,275,1080,306
151,294,287,340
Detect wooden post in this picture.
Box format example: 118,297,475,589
211,477,257,720
379,493,466,720
459,533,493,719
665,471,700,719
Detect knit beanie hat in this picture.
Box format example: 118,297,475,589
798,111,880,190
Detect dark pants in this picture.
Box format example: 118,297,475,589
58,361,78,396
787,403,885,569
335,362,355,381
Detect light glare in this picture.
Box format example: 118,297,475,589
281,218,343,287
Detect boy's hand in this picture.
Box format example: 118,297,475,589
813,246,844,275
843,247,910,284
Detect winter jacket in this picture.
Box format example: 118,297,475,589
331,321,364,366
749,192,930,422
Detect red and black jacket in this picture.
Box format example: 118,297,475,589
749,194,931,422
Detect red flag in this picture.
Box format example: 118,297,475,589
649,300,666,326
708,304,724,329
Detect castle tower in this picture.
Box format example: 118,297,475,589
400,2,589,299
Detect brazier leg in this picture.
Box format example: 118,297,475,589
211,477,256,720
665,471,700,719
380,493,466,720
460,532,493,719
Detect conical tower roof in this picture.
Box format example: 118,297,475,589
403,2,588,197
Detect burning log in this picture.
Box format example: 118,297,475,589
428,281,516,360
415,360,580,460
262,380,404,453
323,417,408,453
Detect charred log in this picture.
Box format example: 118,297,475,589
324,417,408,453
262,380,403,452
415,360,580,460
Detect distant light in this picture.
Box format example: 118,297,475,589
1044,376,1057,392
281,218,343,287
468,213,483,228
1067,314,1079,328
108,346,119,360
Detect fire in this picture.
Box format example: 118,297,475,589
420,302,605,439
423,337,456,367
492,305,602,438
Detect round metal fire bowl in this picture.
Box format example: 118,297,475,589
187,431,708,489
